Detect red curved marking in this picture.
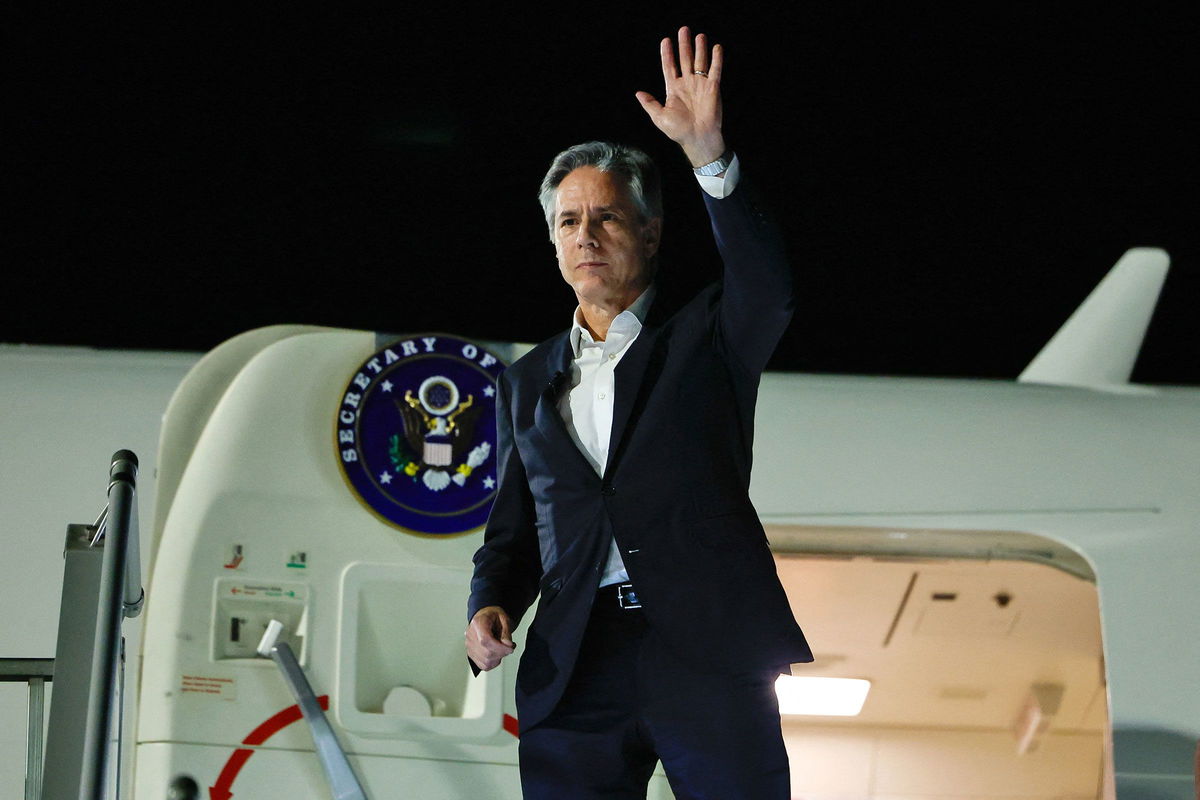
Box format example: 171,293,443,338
209,695,330,799
242,694,330,745
209,749,250,800
503,713,520,738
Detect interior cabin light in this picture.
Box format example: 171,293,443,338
774,676,871,716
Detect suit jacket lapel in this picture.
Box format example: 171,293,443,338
605,306,667,479
533,332,597,475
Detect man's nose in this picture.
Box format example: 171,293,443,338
575,216,599,248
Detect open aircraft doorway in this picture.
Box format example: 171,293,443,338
769,525,1111,800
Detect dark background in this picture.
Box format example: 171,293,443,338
8,5,1198,382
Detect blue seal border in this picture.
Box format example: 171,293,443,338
334,333,508,537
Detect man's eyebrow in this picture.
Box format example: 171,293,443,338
557,205,620,218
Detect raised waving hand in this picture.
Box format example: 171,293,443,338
635,26,728,168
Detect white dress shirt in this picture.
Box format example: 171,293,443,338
558,158,740,587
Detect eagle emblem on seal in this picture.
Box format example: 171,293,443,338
390,375,492,492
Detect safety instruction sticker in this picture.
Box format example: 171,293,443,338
181,674,237,701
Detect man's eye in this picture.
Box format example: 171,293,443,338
560,218,577,227
601,213,617,221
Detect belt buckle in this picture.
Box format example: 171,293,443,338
616,583,641,609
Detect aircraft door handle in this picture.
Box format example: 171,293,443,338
258,619,369,800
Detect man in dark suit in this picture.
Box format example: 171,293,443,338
466,26,812,799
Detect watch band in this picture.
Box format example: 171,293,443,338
693,150,733,177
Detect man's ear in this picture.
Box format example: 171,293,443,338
643,217,663,259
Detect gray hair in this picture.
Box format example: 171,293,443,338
538,141,663,241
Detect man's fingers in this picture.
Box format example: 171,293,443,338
659,36,677,87
709,43,724,83
495,611,514,646
678,26,694,74
693,33,709,75
465,610,516,672
469,643,510,672
467,607,515,650
474,635,514,656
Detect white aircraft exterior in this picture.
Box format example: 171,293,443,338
0,248,1196,799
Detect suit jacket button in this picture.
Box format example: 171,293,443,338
601,485,616,496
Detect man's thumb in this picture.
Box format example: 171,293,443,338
635,91,662,116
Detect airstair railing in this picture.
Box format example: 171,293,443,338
41,450,145,800
0,658,55,800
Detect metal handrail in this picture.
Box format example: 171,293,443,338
42,450,144,800
0,659,54,800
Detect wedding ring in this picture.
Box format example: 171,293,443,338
694,70,708,76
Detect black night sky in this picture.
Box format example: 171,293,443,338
8,5,1199,383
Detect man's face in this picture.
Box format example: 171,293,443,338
553,166,661,307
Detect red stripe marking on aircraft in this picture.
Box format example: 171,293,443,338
209,695,330,800
209,748,251,800
503,713,519,738
242,695,329,745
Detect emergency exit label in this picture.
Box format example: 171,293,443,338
181,674,237,701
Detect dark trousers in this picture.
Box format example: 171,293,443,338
518,585,790,799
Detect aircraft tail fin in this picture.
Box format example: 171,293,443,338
1018,247,1169,389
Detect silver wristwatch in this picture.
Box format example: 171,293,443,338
693,150,733,177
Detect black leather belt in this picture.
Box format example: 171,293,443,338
598,582,642,609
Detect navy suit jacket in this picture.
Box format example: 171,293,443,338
469,172,813,733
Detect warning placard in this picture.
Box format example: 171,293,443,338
181,674,237,701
